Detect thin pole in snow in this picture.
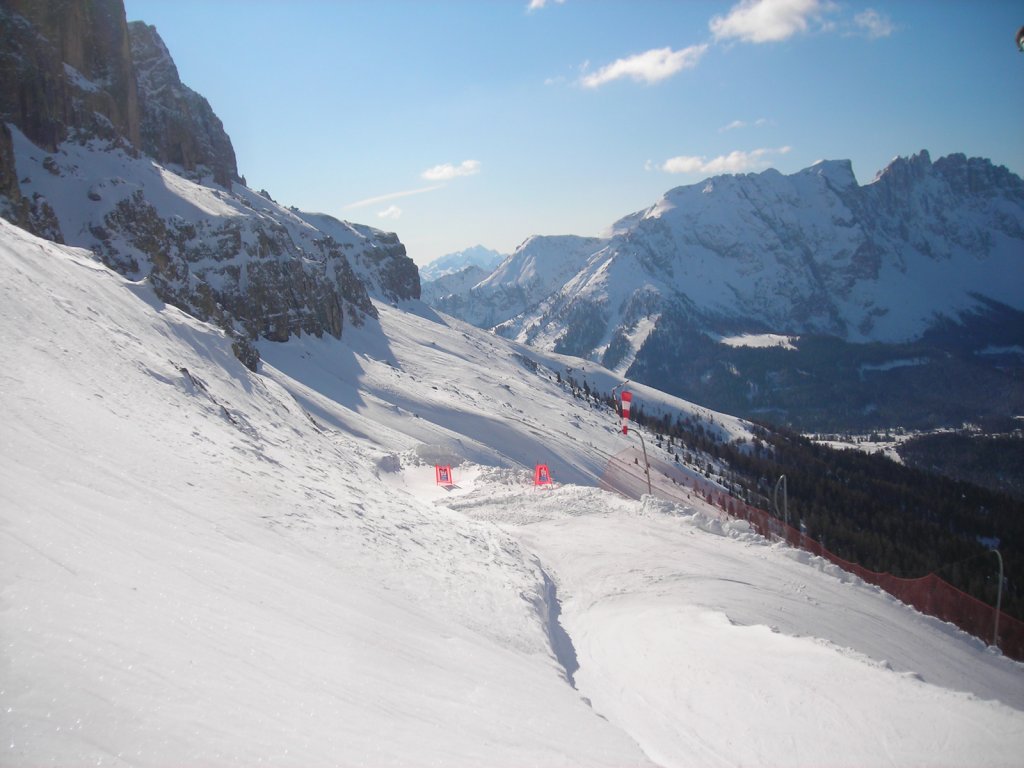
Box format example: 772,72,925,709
611,380,650,496
992,548,1004,649
774,474,788,528
634,429,652,496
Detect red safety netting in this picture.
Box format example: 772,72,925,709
601,449,1023,661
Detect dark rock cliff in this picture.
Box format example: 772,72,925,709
0,0,140,150
0,0,417,372
128,21,238,189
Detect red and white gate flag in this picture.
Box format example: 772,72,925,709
436,464,453,485
534,464,553,486
620,390,632,434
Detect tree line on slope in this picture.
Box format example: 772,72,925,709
730,425,1022,623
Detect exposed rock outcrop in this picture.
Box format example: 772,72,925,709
0,0,416,372
0,0,139,150
128,21,238,189
294,212,420,303
0,123,23,221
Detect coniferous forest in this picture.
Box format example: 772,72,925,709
898,429,1024,501
729,425,1022,622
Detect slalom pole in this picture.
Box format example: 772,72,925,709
635,429,652,496
993,548,1003,649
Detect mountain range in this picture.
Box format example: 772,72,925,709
419,244,506,308
425,155,1024,430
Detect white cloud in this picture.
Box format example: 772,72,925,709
345,185,443,210
581,44,709,88
719,117,771,132
710,0,833,43
527,0,564,12
659,146,792,175
660,155,710,174
853,9,894,39
346,160,481,211
421,160,481,181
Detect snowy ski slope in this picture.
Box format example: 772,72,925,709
2,218,1022,766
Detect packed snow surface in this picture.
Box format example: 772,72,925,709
2,218,1023,766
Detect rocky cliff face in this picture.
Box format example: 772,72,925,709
0,3,235,188
295,212,420,304
0,0,139,150
128,21,237,189
0,0,418,370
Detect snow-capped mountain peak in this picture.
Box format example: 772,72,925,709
425,153,1023,427
419,244,505,282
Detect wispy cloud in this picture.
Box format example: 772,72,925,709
527,0,565,11
852,8,894,39
719,117,770,133
421,160,481,181
345,185,443,210
710,0,834,44
581,44,709,88
658,146,792,175
347,160,480,210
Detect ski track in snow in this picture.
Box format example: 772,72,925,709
2,218,1023,766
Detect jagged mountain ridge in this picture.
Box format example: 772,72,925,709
0,0,418,370
430,234,606,330
128,20,238,188
424,153,1024,429
418,244,506,307
484,154,1022,355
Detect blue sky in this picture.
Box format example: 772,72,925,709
122,0,1024,265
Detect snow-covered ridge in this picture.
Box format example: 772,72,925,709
429,234,609,330
3,217,1022,765
419,244,505,282
8,123,417,367
427,151,1024,363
